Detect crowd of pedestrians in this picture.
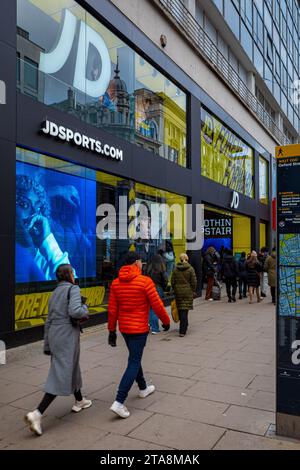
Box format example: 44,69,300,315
24,242,276,436
203,245,277,305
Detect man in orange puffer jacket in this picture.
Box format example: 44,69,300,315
108,252,170,418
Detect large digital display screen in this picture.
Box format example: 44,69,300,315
16,160,96,283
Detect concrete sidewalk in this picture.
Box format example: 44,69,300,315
1,295,300,450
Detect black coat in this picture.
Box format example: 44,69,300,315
203,252,217,277
221,255,239,279
246,261,262,287
187,250,202,295
238,257,247,281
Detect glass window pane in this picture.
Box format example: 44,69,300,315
259,157,269,204
201,108,254,198
15,147,187,330
16,0,187,167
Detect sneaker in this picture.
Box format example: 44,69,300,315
228,298,232,303
110,401,130,418
139,385,155,398
239,295,243,300
71,397,92,413
179,333,185,337
151,331,159,335
207,298,213,302
232,297,236,303
24,410,42,436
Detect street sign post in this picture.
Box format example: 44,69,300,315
276,144,300,438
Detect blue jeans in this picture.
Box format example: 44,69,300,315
149,286,164,333
116,333,148,404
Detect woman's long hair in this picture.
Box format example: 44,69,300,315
146,254,166,277
247,253,258,268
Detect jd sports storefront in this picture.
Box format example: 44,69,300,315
0,0,272,346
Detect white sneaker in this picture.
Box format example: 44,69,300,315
24,410,42,436
139,384,155,398
71,398,92,413
110,401,130,418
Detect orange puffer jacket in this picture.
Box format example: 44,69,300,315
108,264,170,334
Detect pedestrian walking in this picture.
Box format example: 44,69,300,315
246,251,263,304
221,249,239,302
187,249,203,297
238,252,248,299
24,264,91,436
163,235,176,280
203,246,218,301
108,252,170,419
171,253,197,337
264,248,276,305
146,254,169,334
258,247,269,298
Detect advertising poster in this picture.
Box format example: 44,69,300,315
202,210,232,254
16,160,96,283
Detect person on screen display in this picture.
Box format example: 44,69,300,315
48,184,93,277
16,174,73,282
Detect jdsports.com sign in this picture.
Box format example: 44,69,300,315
41,120,123,161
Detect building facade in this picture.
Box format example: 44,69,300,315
0,0,277,345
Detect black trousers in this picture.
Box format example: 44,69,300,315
225,279,237,299
238,279,247,297
37,390,83,415
178,310,189,335
271,286,276,303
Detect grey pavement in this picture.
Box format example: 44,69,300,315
1,295,300,450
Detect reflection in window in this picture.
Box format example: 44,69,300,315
201,108,254,198
24,57,38,91
15,147,186,330
259,157,269,205
16,0,187,167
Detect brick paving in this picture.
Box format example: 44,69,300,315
1,295,300,450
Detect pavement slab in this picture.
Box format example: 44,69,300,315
0,296,296,450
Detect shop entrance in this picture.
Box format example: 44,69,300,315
203,205,252,258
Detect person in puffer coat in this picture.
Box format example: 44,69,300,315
171,253,197,337
221,249,239,303
108,252,170,419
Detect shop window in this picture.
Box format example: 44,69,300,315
15,147,186,330
201,107,254,198
259,156,269,205
16,0,187,167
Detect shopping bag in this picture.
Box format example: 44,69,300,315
171,299,179,323
212,274,221,301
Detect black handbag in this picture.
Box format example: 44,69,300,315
67,286,89,332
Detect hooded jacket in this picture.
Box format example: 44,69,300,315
108,264,170,334
221,254,239,279
171,262,197,310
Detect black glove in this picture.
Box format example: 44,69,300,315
108,331,117,347
162,323,170,331
44,349,51,356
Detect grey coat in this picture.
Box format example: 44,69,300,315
43,282,89,396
